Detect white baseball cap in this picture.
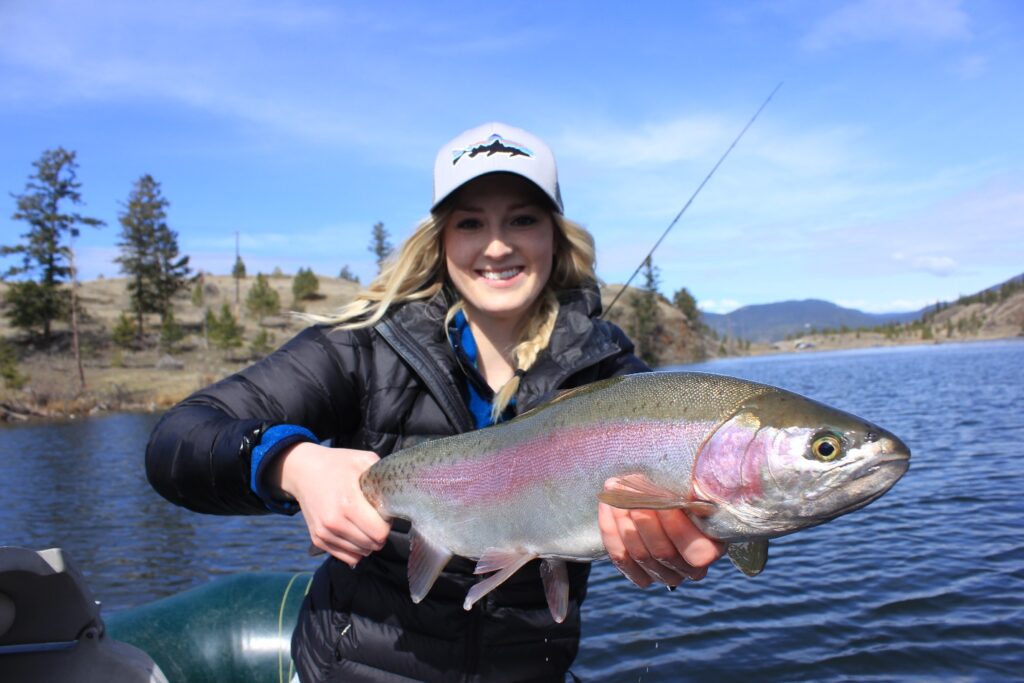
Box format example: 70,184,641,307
432,122,563,213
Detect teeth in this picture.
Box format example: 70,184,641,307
481,268,521,281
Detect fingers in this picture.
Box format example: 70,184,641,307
284,445,393,567
599,499,653,588
656,508,726,570
600,478,726,589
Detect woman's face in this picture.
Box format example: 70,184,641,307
443,173,556,328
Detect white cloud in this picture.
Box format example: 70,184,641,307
698,298,743,314
892,253,958,277
836,297,935,313
803,0,971,50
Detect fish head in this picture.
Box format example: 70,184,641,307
692,389,910,541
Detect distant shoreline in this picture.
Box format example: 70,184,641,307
4,335,1021,426
3,275,1020,424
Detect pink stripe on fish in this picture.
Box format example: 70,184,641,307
411,420,715,506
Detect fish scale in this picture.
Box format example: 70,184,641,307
360,371,910,622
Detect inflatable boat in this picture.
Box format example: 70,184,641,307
0,546,310,682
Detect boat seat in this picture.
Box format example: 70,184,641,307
0,546,167,683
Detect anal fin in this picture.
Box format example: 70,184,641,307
408,527,453,603
727,540,769,577
540,559,569,623
464,549,536,611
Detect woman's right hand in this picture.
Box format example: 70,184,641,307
271,442,392,567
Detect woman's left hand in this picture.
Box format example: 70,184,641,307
598,478,726,588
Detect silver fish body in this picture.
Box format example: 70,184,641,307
360,371,909,621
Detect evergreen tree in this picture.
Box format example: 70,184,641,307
368,222,393,273
112,312,137,349
115,175,190,337
159,306,185,352
191,271,209,350
232,254,246,305
0,337,28,390
246,273,281,322
629,257,663,366
208,303,244,351
2,148,104,340
339,265,360,283
249,328,276,359
672,287,703,329
292,267,320,301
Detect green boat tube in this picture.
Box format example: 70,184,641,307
107,571,313,683
0,546,311,683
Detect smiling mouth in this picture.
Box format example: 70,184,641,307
478,267,524,281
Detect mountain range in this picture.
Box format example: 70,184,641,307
700,273,1024,343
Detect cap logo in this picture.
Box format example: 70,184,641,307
451,133,534,165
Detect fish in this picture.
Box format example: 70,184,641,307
359,371,910,622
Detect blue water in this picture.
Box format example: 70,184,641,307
2,340,1022,681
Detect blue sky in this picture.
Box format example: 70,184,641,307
1,0,1021,313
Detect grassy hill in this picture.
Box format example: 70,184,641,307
1,275,718,420
0,273,361,419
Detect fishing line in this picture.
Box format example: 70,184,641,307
601,82,783,319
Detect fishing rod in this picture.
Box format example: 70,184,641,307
601,82,783,319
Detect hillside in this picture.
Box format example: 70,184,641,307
0,273,361,419
0,276,714,420
701,273,1024,346
767,273,1024,353
599,284,716,366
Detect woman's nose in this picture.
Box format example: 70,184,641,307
482,230,514,259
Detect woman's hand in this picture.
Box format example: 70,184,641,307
598,478,725,588
272,442,392,567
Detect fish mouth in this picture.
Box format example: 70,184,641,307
826,456,910,518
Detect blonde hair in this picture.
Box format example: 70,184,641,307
308,208,597,421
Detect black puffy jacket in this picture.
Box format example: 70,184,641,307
146,286,648,682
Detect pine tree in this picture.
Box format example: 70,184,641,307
232,254,246,305
116,175,190,337
115,175,167,338
2,148,104,340
0,337,28,390
292,267,320,302
208,303,244,351
249,328,276,359
672,287,703,329
368,222,393,273
339,265,360,283
629,257,663,366
246,273,281,322
159,306,185,352
112,312,137,349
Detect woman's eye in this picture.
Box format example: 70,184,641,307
455,218,482,230
511,215,538,227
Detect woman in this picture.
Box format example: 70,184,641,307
146,122,722,682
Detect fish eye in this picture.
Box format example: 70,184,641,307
811,434,843,462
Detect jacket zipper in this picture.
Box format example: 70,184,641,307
376,319,475,433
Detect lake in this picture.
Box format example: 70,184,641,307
2,340,1022,681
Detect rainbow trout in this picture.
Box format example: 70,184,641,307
360,371,910,622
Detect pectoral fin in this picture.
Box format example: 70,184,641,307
408,527,453,603
727,540,769,577
464,549,536,611
597,474,718,516
540,559,570,623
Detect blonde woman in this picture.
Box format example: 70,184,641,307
147,123,722,682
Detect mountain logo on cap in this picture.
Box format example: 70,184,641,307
451,134,534,165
